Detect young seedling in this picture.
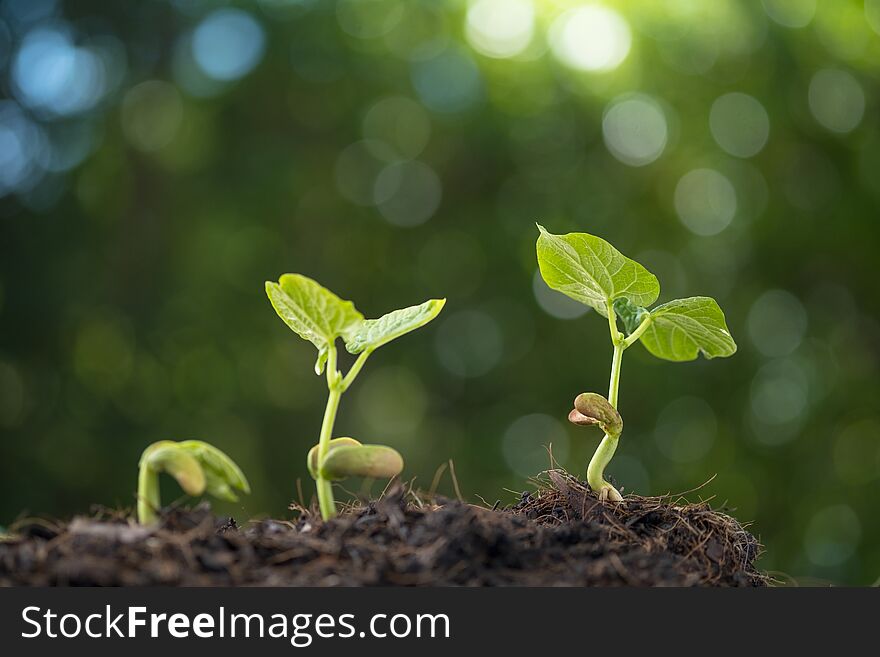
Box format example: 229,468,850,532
137,440,250,524
266,274,445,520
536,225,737,502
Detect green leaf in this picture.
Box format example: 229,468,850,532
314,349,329,377
638,297,737,362
178,440,251,502
265,274,364,373
344,298,446,354
536,225,659,317
319,444,404,481
612,297,649,336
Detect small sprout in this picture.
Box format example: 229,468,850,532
137,440,250,524
537,225,736,502
266,274,444,520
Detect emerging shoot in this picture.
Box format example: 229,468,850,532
266,274,444,520
137,440,250,524
536,225,737,502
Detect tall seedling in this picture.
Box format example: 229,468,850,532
536,225,737,501
267,274,444,520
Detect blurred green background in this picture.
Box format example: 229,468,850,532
1,0,879,585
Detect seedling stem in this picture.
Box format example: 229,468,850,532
588,303,627,501
316,344,343,519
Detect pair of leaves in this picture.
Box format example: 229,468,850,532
142,440,250,502
536,225,737,362
266,274,445,374
306,437,403,482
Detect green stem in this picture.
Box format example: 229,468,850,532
587,344,624,499
587,305,627,501
314,343,373,519
316,345,343,520
607,341,623,408
316,386,342,519
622,315,652,349
341,349,371,392
137,460,160,525
586,434,620,497
606,301,623,346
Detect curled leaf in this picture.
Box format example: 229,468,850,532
177,440,251,502
142,442,206,497
612,297,649,336
319,444,404,482
307,437,362,480
570,392,623,437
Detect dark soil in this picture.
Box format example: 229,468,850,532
0,470,767,586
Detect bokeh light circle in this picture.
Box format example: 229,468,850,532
362,96,431,160
549,5,631,73
0,101,44,195
761,0,816,28
336,0,404,39
335,140,393,206
710,93,770,158
804,505,860,567
674,168,737,236
602,94,668,167
654,397,717,463
373,160,442,226
411,48,483,113
383,2,450,62
808,69,865,134
12,27,106,117
747,289,807,357
465,0,535,59
749,358,809,430
868,0,880,36
121,81,184,153
192,9,265,82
